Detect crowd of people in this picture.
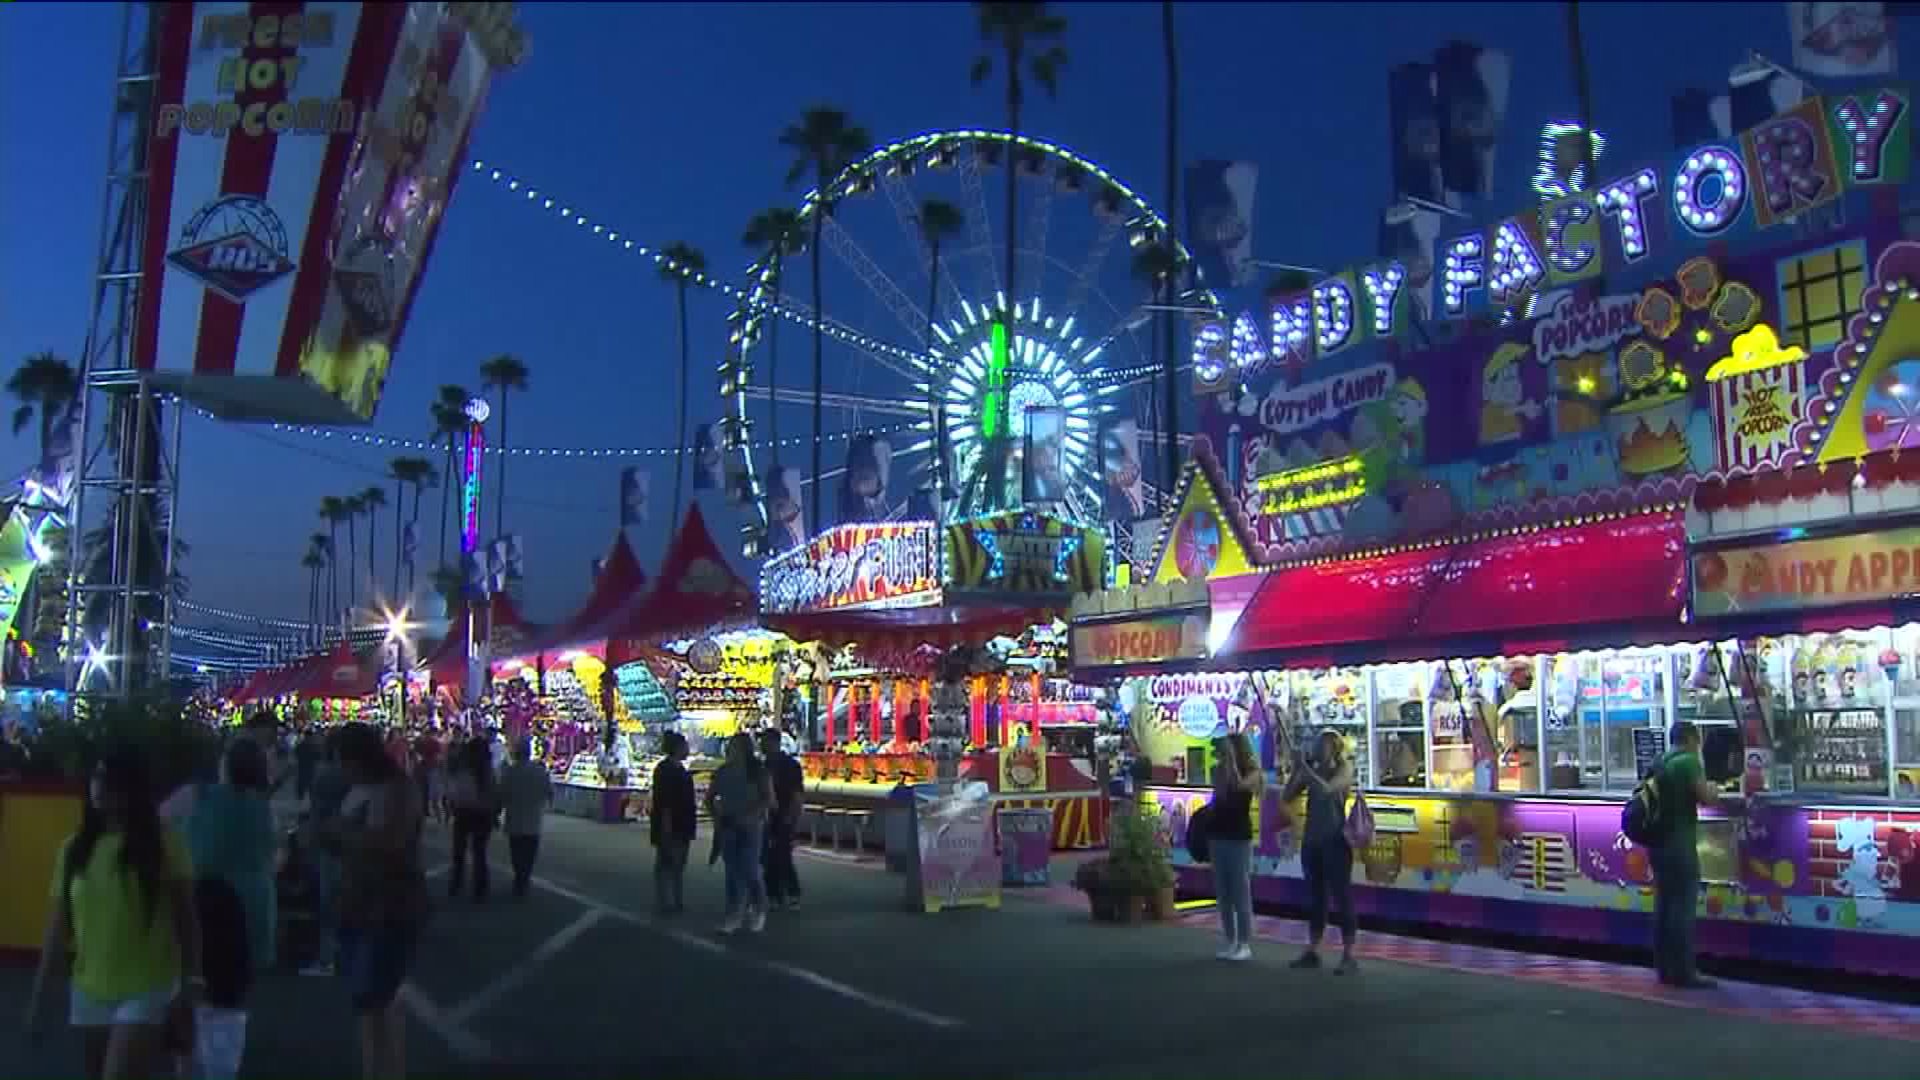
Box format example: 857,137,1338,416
15,709,821,1078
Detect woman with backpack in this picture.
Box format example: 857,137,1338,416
1284,729,1360,974
1207,732,1260,962
703,733,773,935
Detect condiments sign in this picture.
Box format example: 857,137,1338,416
760,522,940,614
1693,527,1920,616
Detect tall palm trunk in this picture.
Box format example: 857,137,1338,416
439,441,454,568
327,524,339,624
493,392,508,543
767,275,781,464
809,203,825,536
393,479,405,599
925,237,946,506
672,281,690,527
1159,0,1183,496
345,523,359,613
367,506,379,600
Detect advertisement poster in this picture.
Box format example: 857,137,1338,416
761,522,940,614
999,807,1054,886
915,782,1001,913
1023,407,1069,505
138,2,522,422
1692,527,1920,616
998,723,1046,794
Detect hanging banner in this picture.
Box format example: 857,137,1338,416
1022,406,1068,504
692,424,721,491
760,522,940,615
839,433,893,525
137,2,526,424
1185,160,1258,289
1787,2,1895,78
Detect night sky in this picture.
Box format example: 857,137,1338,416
0,2,1896,642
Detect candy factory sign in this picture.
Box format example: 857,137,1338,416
761,522,940,614
1692,526,1920,617
1193,88,1911,378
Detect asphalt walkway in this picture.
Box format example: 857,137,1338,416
5,812,1914,1078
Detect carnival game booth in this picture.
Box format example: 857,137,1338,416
539,508,756,822
1103,128,1920,975
763,514,1111,851
230,641,388,726
418,591,542,706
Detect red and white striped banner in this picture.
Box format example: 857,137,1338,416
137,2,513,424
1712,361,1806,473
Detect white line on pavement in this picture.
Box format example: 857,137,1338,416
447,908,605,1025
761,959,964,1029
398,983,496,1062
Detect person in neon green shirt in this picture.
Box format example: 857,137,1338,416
23,747,203,1079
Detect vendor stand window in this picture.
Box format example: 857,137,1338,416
1542,649,1676,794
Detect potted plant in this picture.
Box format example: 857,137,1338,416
1106,801,1177,921
1072,857,1123,922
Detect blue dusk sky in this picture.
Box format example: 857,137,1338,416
0,2,1901,646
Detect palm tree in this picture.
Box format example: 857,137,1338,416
971,3,1066,513
478,354,528,541
318,496,349,622
780,106,871,535
970,2,1067,307
6,351,78,462
341,493,365,613
659,242,709,529
430,385,470,570
916,200,965,507
389,456,436,597
742,208,806,465
307,531,330,643
301,541,325,646
360,486,387,604
1158,0,1183,501
1134,242,1183,502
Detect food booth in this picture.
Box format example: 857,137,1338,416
763,515,1110,850
1085,107,1920,977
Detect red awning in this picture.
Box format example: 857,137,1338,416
284,642,382,700
603,507,756,658
508,533,647,658
421,592,538,686
1225,512,1688,666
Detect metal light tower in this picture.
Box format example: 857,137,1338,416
461,396,489,703
65,1,185,700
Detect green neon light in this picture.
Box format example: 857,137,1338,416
983,318,1010,439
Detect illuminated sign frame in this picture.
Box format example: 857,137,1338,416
761,522,942,615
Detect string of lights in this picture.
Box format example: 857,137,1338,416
178,600,314,630
467,159,922,366
190,406,916,460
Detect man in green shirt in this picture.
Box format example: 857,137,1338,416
1652,721,1725,989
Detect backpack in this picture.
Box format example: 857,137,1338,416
1621,765,1667,847
1184,803,1215,864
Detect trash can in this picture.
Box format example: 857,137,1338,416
884,782,920,873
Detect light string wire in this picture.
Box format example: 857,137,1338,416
466,158,923,366
189,407,914,459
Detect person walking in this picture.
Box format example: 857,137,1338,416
499,737,553,899
173,737,278,1080
294,731,320,805
329,722,430,1080
759,728,805,911
23,747,203,1080
704,732,773,934
1651,721,1724,989
650,731,697,915
446,738,499,902
1285,730,1360,974
303,731,351,977
1207,732,1259,962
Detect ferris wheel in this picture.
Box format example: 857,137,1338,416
718,129,1223,556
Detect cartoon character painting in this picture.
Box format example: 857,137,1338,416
1834,816,1893,925
1478,343,1543,447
